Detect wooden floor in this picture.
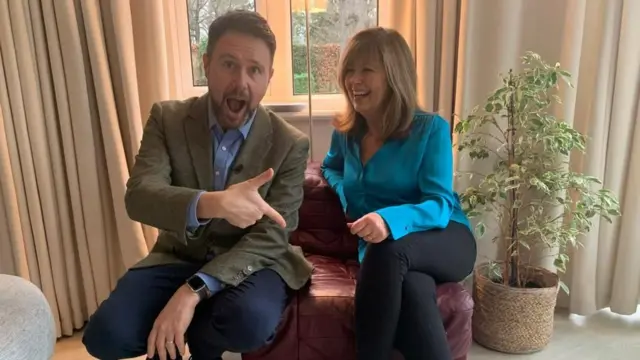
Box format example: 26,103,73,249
54,335,240,360
55,308,640,360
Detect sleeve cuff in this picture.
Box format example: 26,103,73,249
187,191,211,234
375,207,410,240
196,272,223,295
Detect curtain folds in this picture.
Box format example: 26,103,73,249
0,0,151,337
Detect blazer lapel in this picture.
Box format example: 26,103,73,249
226,105,273,187
185,94,213,190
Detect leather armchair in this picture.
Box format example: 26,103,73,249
242,161,473,360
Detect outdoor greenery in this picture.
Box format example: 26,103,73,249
187,0,377,95
193,38,339,93
454,51,621,293
291,43,341,94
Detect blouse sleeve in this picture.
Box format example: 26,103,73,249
321,129,348,212
375,116,455,240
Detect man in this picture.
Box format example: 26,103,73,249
82,10,312,360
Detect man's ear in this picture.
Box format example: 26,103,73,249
202,53,210,78
269,67,274,82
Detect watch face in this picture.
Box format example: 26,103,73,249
188,275,206,292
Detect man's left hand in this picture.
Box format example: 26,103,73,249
347,213,390,243
147,284,199,360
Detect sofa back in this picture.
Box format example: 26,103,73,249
290,161,358,260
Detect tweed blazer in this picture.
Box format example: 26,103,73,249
126,94,313,290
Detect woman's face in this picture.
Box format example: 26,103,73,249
343,59,387,119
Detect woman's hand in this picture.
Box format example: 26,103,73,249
348,213,390,243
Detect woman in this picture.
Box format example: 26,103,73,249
321,27,477,360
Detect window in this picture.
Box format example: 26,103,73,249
290,0,378,95
186,0,257,86
175,0,387,114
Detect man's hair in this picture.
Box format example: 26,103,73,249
205,10,276,60
334,27,417,140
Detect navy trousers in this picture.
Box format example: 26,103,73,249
82,263,289,360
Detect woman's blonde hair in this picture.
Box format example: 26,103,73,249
333,27,417,139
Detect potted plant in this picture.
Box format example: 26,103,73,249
454,52,621,354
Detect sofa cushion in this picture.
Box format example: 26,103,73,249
292,162,358,259
291,230,358,260
298,255,359,339
299,161,346,231
297,255,474,359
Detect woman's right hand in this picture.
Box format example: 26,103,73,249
347,212,390,243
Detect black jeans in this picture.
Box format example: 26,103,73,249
355,221,477,360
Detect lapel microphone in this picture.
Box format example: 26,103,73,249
232,164,244,173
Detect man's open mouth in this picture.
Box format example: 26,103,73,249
225,98,247,114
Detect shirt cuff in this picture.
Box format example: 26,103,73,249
375,207,409,241
187,191,211,234
196,272,223,295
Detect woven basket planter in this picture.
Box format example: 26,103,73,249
472,262,559,354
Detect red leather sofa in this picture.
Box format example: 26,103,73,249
242,161,474,360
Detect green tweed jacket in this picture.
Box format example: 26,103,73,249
126,94,313,290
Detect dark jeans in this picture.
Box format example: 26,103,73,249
355,221,477,360
82,263,288,360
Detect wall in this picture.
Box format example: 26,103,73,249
281,113,335,162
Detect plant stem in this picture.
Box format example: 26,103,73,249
506,70,520,287
474,131,506,144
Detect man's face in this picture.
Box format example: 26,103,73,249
203,31,274,130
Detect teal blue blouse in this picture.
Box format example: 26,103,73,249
321,112,472,262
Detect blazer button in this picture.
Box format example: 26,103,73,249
243,266,253,275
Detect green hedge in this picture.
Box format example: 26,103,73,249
291,43,341,95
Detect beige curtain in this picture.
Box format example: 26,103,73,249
0,0,162,338
382,0,459,117
453,0,640,315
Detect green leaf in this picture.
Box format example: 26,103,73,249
475,222,487,237
485,103,494,112
608,209,621,216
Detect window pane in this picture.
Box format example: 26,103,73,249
187,0,256,86
291,0,378,95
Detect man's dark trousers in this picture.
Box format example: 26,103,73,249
82,263,288,360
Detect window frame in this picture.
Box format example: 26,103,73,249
173,0,391,115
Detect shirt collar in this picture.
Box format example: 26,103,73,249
208,98,256,139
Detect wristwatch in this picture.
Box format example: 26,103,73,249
186,274,211,301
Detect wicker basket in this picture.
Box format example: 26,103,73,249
472,262,559,354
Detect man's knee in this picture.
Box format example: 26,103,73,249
232,302,281,350
190,297,283,353
82,306,142,359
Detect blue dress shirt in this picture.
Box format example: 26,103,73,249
187,100,255,293
321,111,471,262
